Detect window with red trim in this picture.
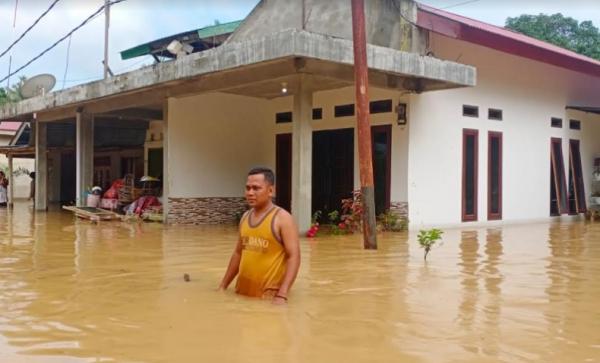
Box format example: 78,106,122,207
463,129,478,222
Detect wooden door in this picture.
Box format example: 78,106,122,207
372,125,391,215
312,128,354,218
275,134,292,212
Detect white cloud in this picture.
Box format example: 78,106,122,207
0,0,258,90
0,0,597,91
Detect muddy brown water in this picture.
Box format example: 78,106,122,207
1,202,600,362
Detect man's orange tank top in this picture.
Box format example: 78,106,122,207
236,206,286,298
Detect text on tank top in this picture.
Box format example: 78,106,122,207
235,206,286,298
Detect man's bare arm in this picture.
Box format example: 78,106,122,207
218,237,243,290
274,212,301,301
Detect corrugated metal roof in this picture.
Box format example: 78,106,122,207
197,20,242,38
120,20,242,61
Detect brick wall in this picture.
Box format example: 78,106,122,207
390,201,408,219
168,197,247,224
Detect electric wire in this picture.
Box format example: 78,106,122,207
0,0,126,84
441,0,483,10
61,35,72,89
61,58,149,85
0,0,61,60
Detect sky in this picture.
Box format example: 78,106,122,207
0,0,598,92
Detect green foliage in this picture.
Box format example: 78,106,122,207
13,166,31,177
311,210,322,224
377,210,408,232
506,13,600,60
417,228,444,261
0,76,26,106
327,210,339,224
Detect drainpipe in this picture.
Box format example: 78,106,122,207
351,0,377,250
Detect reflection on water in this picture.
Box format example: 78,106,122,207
1,202,600,363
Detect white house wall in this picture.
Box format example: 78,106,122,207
166,92,274,224
0,135,34,199
408,33,600,228
268,86,410,209
166,86,409,223
168,93,273,199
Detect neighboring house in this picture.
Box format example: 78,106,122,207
0,122,34,199
0,0,598,230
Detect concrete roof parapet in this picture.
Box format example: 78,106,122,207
0,29,476,121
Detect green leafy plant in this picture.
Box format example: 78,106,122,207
417,228,444,261
377,210,408,232
13,166,31,177
327,210,339,224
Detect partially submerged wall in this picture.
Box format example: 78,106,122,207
166,86,409,225
166,92,273,224
408,33,600,228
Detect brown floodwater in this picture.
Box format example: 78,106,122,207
1,202,600,363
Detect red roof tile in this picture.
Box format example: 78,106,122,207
0,122,22,132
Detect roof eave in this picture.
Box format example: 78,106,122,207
416,4,600,78
1,29,476,121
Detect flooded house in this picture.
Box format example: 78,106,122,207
0,121,35,199
0,0,599,230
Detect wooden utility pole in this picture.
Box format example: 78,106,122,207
103,0,110,79
351,0,377,249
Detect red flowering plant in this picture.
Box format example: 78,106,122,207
339,190,363,234
306,210,321,238
306,190,365,237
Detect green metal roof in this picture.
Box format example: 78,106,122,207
120,44,152,61
120,20,243,61
197,20,242,38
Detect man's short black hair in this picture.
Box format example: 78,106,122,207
248,167,275,185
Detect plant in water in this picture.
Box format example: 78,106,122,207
377,210,408,232
417,228,444,261
327,210,339,224
306,210,322,238
340,190,363,233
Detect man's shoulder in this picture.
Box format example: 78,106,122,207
274,207,295,226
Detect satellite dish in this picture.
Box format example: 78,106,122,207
20,74,56,99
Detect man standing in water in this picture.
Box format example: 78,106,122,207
219,167,300,305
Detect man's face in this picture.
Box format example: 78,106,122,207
245,174,273,208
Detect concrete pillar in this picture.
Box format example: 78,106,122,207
35,121,48,211
76,112,94,207
7,155,14,207
162,98,170,223
47,150,62,202
291,75,313,232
